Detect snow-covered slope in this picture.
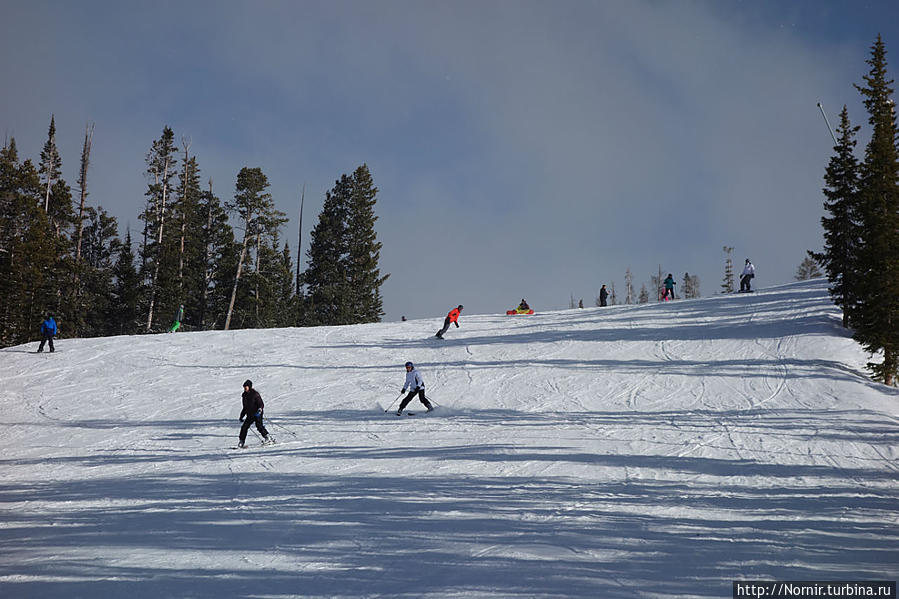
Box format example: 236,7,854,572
1,279,897,598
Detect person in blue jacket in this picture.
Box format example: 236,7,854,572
38,314,57,353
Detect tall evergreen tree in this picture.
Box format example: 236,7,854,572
224,167,284,330
304,166,389,326
0,139,57,345
111,229,142,335
38,115,62,214
852,35,899,385
305,174,351,326
74,123,94,265
139,126,178,332
170,147,206,329
194,180,235,330
345,165,389,323
810,106,862,328
77,206,120,336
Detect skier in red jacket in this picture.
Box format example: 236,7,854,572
435,305,463,338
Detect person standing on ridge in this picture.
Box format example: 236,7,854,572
238,380,273,448
168,304,184,333
599,285,608,307
37,314,57,353
397,362,433,415
435,305,463,338
663,274,676,301
740,259,755,292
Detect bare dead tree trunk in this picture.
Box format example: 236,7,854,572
43,157,54,214
224,213,252,331
296,183,304,295
178,138,191,299
75,123,94,265
146,156,171,332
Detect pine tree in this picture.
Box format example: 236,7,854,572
170,145,206,329
345,165,389,323
305,175,351,326
0,139,57,345
74,123,94,265
638,284,649,304
77,206,120,336
624,268,634,304
111,229,142,335
140,126,178,332
276,242,296,327
722,246,734,293
852,35,899,385
795,256,823,281
38,115,62,215
224,167,284,330
197,180,235,329
810,106,861,327
252,236,294,328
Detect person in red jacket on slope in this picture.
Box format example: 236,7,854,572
435,305,463,339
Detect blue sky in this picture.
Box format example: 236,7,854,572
3,0,899,321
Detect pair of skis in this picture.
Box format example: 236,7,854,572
231,438,276,450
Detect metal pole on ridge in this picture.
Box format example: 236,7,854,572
817,102,838,145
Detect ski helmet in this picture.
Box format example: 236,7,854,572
243,379,253,388
458,304,464,309
405,361,413,369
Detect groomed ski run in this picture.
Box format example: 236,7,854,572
0,279,896,599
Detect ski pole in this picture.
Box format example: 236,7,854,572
384,392,404,413
266,417,298,438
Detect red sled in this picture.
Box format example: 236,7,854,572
506,309,535,315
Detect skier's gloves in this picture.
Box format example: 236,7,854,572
455,322,459,327
401,388,406,394
239,418,244,422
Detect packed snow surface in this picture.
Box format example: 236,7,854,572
1,279,897,598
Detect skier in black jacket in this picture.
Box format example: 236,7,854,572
238,380,273,448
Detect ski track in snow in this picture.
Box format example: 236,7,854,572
1,279,898,599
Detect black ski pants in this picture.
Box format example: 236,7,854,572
398,389,432,413
38,334,54,352
436,317,454,337
740,274,753,292
239,412,269,442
